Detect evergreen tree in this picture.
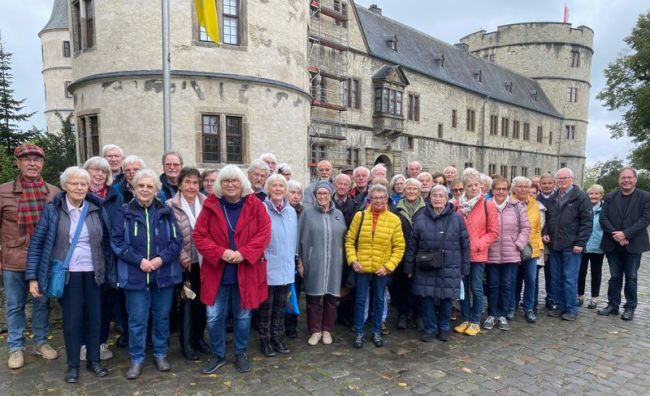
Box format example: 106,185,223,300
0,36,37,155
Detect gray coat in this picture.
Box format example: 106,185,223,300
298,203,347,297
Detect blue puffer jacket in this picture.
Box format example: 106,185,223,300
25,192,114,293
111,198,182,290
586,202,604,254
404,203,470,300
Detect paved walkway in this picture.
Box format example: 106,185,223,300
1,256,649,395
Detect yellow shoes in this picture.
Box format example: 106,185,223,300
454,321,469,333
464,323,481,336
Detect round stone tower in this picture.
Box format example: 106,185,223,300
39,0,74,134
460,22,593,175
68,0,311,179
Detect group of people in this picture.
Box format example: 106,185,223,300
1,144,649,384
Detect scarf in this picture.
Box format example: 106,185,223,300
494,198,509,212
17,177,48,236
459,193,481,216
90,184,108,199
180,194,202,230
397,197,425,224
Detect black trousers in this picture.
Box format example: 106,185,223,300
578,253,604,297
258,285,289,341
179,263,207,349
60,271,102,368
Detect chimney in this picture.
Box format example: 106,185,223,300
369,4,382,15
454,43,469,52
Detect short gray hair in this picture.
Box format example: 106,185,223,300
480,173,493,189
265,173,287,192
132,169,161,192
286,180,303,193
555,167,574,178
161,151,183,166
431,184,447,195
277,163,291,175
512,176,532,188
403,178,422,190
335,173,351,184
60,166,90,189
371,163,387,176
122,155,146,170
368,183,388,198
101,144,123,157
214,165,253,197
462,168,481,184
587,184,605,196
353,166,370,178
417,172,432,182
260,152,278,163
539,173,554,181
83,156,113,186
390,174,405,189
248,159,270,175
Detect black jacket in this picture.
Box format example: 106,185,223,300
545,185,593,251
334,196,357,227
600,188,650,254
403,203,470,300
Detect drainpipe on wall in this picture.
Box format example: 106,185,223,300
480,95,490,172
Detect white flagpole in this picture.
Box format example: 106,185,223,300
162,0,171,151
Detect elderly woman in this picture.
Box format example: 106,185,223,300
511,177,544,323
193,165,271,375
417,172,434,200
453,168,499,337
432,172,446,187
82,157,121,361
578,184,605,309
284,180,304,338
392,178,426,330
450,180,464,203
346,184,405,349
167,167,208,361
26,166,112,383
200,169,218,196
297,181,347,346
404,185,470,342
389,174,406,204
277,163,292,180
257,174,297,357
484,176,530,331
111,169,182,379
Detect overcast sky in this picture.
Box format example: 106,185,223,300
0,0,647,165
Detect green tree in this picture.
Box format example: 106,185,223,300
583,157,650,192
36,113,77,186
0,36,37,155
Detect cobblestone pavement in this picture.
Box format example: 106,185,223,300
2,256,650,395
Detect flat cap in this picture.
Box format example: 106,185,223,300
14,144,44,158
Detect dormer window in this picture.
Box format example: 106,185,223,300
433,53,445,68
530,89,538,101
473,69,482,83
504,81,512,93
386,34,398,51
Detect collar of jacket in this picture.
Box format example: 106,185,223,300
169,190,206,210
52,191,101,214
125,197,170,222
264,197,289,214
424,202,454,219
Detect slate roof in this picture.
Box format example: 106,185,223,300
355,5,561,118
40,0,69,34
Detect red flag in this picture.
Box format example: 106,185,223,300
563,4,569,23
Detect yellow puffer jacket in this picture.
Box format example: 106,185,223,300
524,195,544,259
345,208,406,273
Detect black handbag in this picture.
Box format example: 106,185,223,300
514,202,534,262
415,215,450,271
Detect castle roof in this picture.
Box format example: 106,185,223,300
40,0,69,34
355,5,562,118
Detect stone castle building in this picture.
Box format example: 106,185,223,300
41,0,593,183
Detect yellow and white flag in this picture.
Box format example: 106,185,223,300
195,0,220,43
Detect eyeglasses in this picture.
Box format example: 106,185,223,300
371,196,387,201
556,177,572,181
164,163,181,168
124,168,141,174
453,188,464,192
66,182,88,188
221,179,241,185
19,157,44,163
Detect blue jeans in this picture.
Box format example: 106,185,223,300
486,263,517,317
354,273,388,336
519,258,538,312
461,263,484,324
421,297,452,335
606,247,642,311
206,284,251,357
550,250,581,315
124,284,174,364
3,270,51,352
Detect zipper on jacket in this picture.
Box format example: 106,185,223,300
145,207,151,286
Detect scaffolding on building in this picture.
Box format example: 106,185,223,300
307,0,349,180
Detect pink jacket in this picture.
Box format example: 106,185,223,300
456,196,500,263
487,200,531,264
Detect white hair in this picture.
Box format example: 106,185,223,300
286,180,303,193
390,174,405,189
132,169,161,192
480,173,493,189
60,166,90,189
371,163,387,176
403,178,422,190
248,159,270,174
555,167,574,178
122,155,146,170
214,165,253,197
83,156,114,186
264,173,288,192
512,176,532,188
462,168,481,184
352,166,370,178
101,144,123,157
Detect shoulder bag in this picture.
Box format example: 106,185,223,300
514,202,533,262
416,215,450,271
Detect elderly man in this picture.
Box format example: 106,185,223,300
537,173,555,309
113,155,147,204
407,161,422,178
248,159,270,201
417,172,434,201
598,167,650,321
160,151,183,201
102,144,125,184
260,153,278,175
0,144,60,369
303,160,334,208
350,166,370,210
333,174,356,226
371,164,387,179
543,168,592,321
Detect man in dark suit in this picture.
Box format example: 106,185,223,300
598,167,650,320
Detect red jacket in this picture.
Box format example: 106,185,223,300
455,196,500,263
193,194,271,309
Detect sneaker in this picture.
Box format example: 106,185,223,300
597,304,619,316
548,308,563,318
381,322,390,335
371,332,384,347
235,352,251,373
496,316,510,331
352,334,364,349
506,311,515,321
587,299,598,309
80,345,87,361
454,321,469,333
33,343,58,360
321,331,332,345
483,316,496,330
561,312,577,321
464,323,481,336
577,296,584,307
439,331,451,342
621,310,635,321
308,332,322,346
525,310,537,323
420,333,435,342
202,356,227,374
8,350,24,369
99,343,113,360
